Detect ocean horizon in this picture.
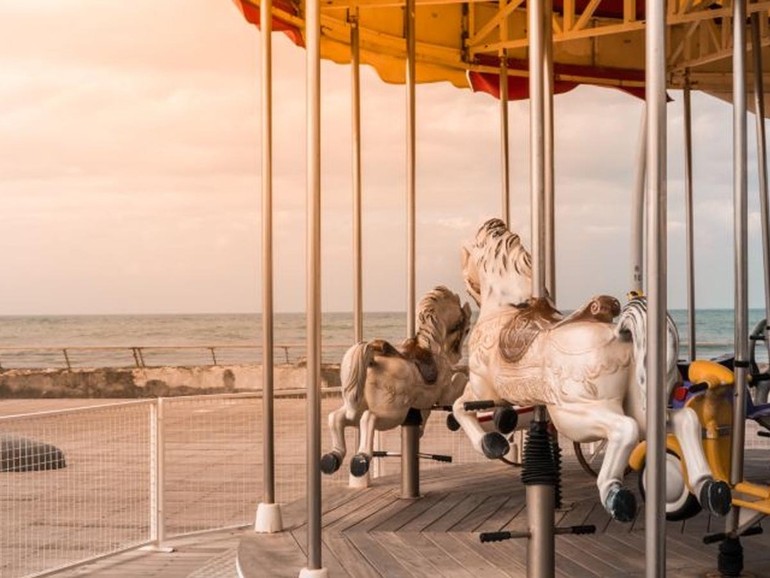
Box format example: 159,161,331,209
0,308,766,369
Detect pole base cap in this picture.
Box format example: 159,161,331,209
255,502,283,533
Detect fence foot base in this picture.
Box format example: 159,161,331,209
255,502,283,533
140,545,175,553
298,567,328,578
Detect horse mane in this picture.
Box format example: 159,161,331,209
415,286,456,353
473,218,532,282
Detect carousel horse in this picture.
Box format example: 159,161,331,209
452,218,731,522
321,286,472,477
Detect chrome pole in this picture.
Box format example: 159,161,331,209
499,0,510,225
351,10,363,344
500,53,510,225
543,0,555,300
728,0,749,534
255,0,283,536
751,14,770,366
645,0,667,574
683,80,697,361
303,0,324,570
527,2,553,576
529,0,545,300
405,0,416,339
631,106,647,294
260,0,276,510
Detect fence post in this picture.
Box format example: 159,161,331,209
146,398,173,552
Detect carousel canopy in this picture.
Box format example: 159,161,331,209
233,0,770,113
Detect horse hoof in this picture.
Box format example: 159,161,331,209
350,453,371,477
700,480,732,516
320,452,342,475
446,414,461,431
481,432,510,459
605,486,637,523
493,407,519,435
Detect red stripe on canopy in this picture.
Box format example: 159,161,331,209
231,0,304,47
470,56,647,101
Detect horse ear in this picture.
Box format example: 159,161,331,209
462,302,472,320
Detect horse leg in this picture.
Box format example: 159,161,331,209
551,404,639,522
452,382,509,459
350,409,377,477
668,407,731,516
321,406,350,475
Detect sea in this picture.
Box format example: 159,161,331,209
0,309,766,370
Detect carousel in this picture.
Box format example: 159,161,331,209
229,0,770,576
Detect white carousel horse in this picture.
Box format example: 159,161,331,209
452,218,731,522
321,286,472,477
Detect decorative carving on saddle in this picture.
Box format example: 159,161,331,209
369,338,438,385
499,298,562,364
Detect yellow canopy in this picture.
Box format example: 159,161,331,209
234,0,770,109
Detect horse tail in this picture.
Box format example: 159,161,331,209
615,297,680,411
340,341,375,407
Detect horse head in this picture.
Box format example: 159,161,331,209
462,218,533,310
416,286,472,365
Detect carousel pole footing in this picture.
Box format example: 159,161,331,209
718,536,744,577
255,502,283,533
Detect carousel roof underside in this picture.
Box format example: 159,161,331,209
234,0,770,114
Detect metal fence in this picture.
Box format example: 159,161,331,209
0,390,595,578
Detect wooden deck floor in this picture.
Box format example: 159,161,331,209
238,452,770,577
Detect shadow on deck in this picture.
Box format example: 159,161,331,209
238,452,770,577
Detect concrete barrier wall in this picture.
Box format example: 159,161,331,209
0,364,342,398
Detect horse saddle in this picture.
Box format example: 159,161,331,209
369,338,438,385
499,295,620,365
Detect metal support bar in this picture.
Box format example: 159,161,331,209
631,106,647,294
304,0,324,570
500,52,510,224
544,0,556,300
351,9,364,345
401,408,421,499
728,0,749,538
645,0,668,574
405,0,417,339
62,349,72,371
683,80,697,361
751,14,770,370
523,408,556,578
529,0,546,299
260,0,278,516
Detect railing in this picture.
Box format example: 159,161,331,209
0,343,356,370
0,386,597,578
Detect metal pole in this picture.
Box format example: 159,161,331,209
303,0,324,570
751,14,770,366
543,0,556,301
260,0,276,509
529,0,545,300
405,0,416,339
631,106,647,294
255,0,282,535
683,80,697,361
500,54,510,225
401,409,421,499
728,0,749,534
527,2,553,576
645,0,667,574
499,0,510,225
351,10,363,344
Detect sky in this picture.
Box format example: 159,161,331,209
0,0,768,315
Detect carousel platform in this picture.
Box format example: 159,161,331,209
238,451,770,577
